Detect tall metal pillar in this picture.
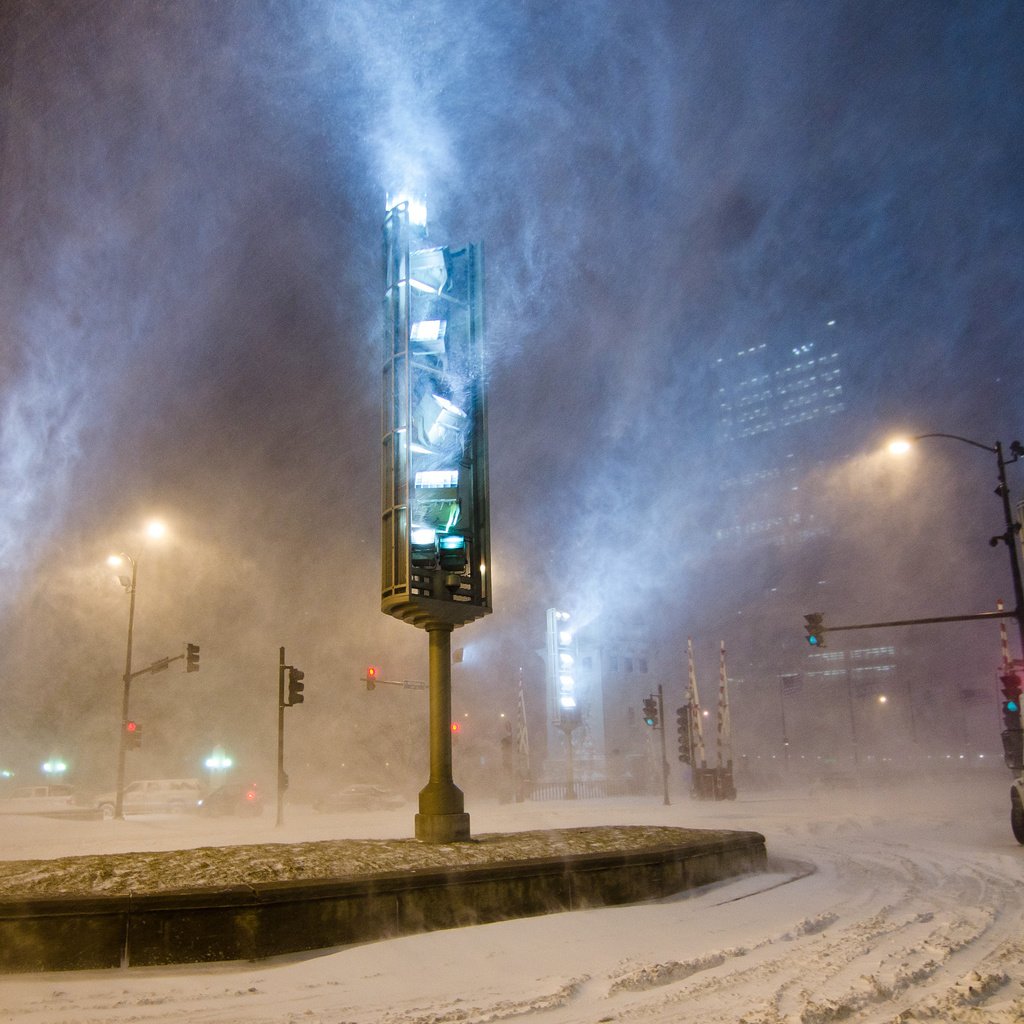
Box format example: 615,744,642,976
415,624,469,841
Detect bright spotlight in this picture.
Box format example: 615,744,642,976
887,438,913,456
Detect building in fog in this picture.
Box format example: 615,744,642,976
712,335,844,548
541,615,662,790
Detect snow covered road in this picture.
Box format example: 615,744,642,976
1,769,1022,1023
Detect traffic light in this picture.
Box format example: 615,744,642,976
125,720,142,749
186,643,201,672
676,705,692,764
1001,672,1024,770
1001,672,1022,731
365,666,379,691
450,721,462,734
804,613,826,648
642,696,659,728
287,667,305,705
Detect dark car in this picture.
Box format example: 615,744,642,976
313,784,405,813
196,781,264,817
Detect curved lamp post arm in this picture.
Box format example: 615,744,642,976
908,433,1024,661
912,432,997,455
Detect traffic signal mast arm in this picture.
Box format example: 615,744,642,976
808,608,1017,635
128,651,182,680
362,670,426,690
126,641,202,680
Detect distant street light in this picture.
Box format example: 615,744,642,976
108,519,167,821
888,433,1024,659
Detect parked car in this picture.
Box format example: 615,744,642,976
95,778,203,818
313,784,405,813
196,781,264,817
0,784,77,814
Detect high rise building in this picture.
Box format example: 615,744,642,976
712,336,844,547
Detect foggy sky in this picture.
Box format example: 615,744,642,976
1,1,1021,786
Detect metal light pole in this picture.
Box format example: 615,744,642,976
108,519,166,821
112,554,138,821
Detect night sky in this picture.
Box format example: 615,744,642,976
1,1,1021,789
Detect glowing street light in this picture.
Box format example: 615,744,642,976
204,750,233,771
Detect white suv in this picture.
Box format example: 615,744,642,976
96,778,203,818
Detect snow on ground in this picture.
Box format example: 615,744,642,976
1,768,1022,1024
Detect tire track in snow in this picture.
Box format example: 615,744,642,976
589,829,1024,1024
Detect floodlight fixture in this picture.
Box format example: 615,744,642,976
416,393,468,448
410,318,448,356
416,469,458,490
409,247,451,294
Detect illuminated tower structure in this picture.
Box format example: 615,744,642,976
381,195,491,842
542,611,660,792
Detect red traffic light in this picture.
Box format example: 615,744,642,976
125,721,138,732
367,666,378,679
1001,672,1022,701
450,721,461,733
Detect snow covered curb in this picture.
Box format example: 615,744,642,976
0,825,766,972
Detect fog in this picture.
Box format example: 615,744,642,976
0,2,1021,797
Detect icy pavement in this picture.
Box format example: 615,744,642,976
1,769,1022,1023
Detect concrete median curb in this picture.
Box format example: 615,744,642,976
0,829,766,972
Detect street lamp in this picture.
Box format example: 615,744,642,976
107,519,166,820
888,434,1024,659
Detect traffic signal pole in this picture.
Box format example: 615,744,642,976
657,684,670,806
276,646,286,827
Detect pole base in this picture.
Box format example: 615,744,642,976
415,811,471,843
